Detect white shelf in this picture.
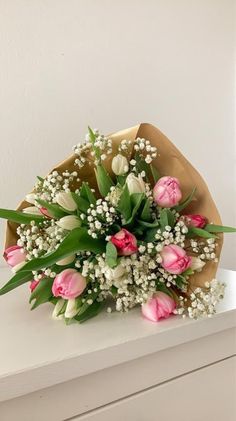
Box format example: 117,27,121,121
0,267,235,403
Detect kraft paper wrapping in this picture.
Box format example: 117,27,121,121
5,123,223,289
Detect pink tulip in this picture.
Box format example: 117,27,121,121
52,269,86,299
111,229,138,256
4,245,26,268
142,291,176,322
30,280,40,292
182,214,207,228
161,244,192,274
153,176,182,208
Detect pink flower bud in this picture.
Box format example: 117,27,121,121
181,214,207,228
160,244,192,274
4,245,26,268
40,207,52,218
30,280,40,292
142,292,176,322
111,229,138,256
153,176,182,208
52,269,86,299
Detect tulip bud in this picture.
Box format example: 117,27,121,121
65,298,78,319
56,191,77,211
111,154,129,176
191,257,206,272
52,299,65,320
56,215,81,231
126,173,145,194
22,206,42,215
142,292,176,322
153,176,182,208
56,255,75,266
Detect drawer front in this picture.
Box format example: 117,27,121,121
76,356,236,421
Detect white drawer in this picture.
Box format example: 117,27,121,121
76,356,236,421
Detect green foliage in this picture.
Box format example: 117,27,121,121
187,226,217,239
204,224,236,233
174,187,196,212
125,193,145,225
150,164,160,183
140,199,152,222
117,184,131,221
29,278,53,310
71,193,90,213
105,241,118,268
95,165,114,197
0,271,33,295
159,208,176,230
80,182,96,205
0,208,44,224
74,301,104,323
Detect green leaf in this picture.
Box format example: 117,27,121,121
117,175,127,186
155,282,174,298
74,301,104,323
140,199,152,222
174,187,197,212
137,219,159,228
105,241,117,268
126,193,145,225
182,268,194,276
175,275,189,289
150,164,160,183
204,224,236,233
0,271,33,295
144,228,158,242
188,226,217,239
0,208,44,224
159,209,176,231
71,193,90,213
37,176,44,182
117,184,131,221
18,228,106,273
35,199,66,218
80,182,96,205
95,165,114,197
29,278,53,310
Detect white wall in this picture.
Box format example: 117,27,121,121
0,0,235,268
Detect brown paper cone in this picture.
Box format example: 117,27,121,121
5,123,223,290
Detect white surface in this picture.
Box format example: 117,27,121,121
76,357,236,421
0,0,235,269
0,328,234,421
0,267,235,404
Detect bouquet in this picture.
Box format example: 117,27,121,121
0,123,235,324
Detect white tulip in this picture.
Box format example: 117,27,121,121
126,173,145,194
56,255,75,266
25,193,37,205
56,215,81,231
111,154,129,176
191,257,206,272
65,298,78,319
52,299,65,320
56,191,77,211
23,206,42,215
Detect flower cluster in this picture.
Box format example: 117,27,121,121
1,127,235,325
